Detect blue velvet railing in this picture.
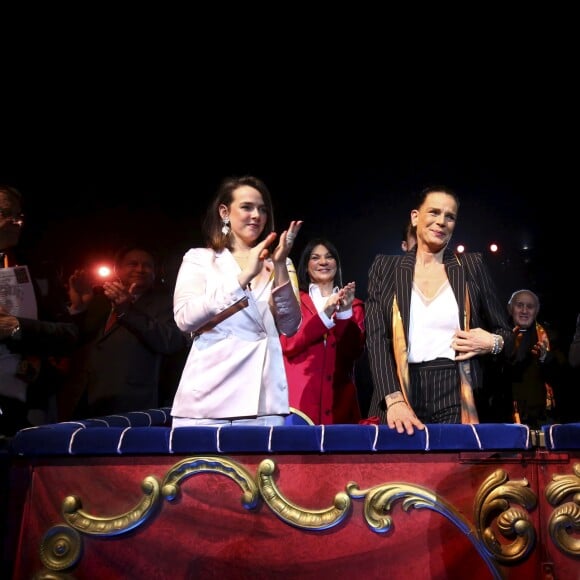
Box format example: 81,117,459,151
9,407,572,457
542,422,580,451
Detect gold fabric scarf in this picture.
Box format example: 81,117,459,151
458,286,479,424
392,296,411,406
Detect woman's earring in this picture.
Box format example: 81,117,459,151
221,217,230,236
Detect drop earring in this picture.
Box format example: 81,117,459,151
221,217,230,236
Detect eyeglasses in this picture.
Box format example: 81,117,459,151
0,208,24,226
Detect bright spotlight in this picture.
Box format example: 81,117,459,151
96,265,113,279
489,243,498,253
456,244,465,253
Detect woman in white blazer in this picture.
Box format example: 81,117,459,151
171,176,302,426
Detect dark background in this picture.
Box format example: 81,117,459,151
1,151,574,342
1,12,576,342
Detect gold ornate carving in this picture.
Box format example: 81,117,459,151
39,524,82,571
473,469,537,564
161,456,259,509
545,462,580,557
347,480,440,533
257,458,351,530
38,457,540,578
62,475,161,536
348,479,508,577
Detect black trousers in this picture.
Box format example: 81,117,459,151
408,358,461,424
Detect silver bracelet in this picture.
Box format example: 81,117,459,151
490,334,503,355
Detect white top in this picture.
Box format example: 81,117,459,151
408,281,459,363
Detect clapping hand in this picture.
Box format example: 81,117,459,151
0,306,19,339
68,269,95,312
271,220,303,264
531,337,549,361
337,281,356,312
323,282,356,318
103,279,137,307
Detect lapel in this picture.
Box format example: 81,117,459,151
300,292,318,317
217,250,266,329
444,249,466,330
398,249,415,337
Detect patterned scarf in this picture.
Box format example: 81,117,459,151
535,322,555,411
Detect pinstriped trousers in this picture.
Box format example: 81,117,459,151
408,358,461,423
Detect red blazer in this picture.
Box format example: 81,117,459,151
281,291,365,424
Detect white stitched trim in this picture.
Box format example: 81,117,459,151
424,425,430,451
92,419,108,426
117,427,131,454
216,426,223,453
107,414,130,426
169,427,175,453
320,425,325,452
68,428,84,454
549,423,561,449
133,411,152,426
548,424,558,449
469,424,482,450
524,424,531,449
61,422,87,428
268,426,274,452
372,425,378,451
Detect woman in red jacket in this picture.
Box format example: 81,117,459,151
281,238,365,424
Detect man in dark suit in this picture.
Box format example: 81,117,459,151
1,184,81,578
365,186,514,435
484,289,567,427
61,244,189,419
0,184,79,437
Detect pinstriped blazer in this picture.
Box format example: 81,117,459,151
365,246,513,422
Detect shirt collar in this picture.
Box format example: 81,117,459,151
308,283,338,299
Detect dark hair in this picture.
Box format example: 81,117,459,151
0,184,23,208
414,185,460,211
296,237,343,292
402,220,416,243
203,175,275,251
113,244,157,271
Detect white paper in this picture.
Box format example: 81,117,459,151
0,266,38,402
0,266,38,318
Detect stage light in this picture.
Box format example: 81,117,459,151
456,244,465,253
96,265,113,279
489,243,498,253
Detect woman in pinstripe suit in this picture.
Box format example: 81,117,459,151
365,185,513,435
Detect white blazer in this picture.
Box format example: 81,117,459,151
171,248,300,419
